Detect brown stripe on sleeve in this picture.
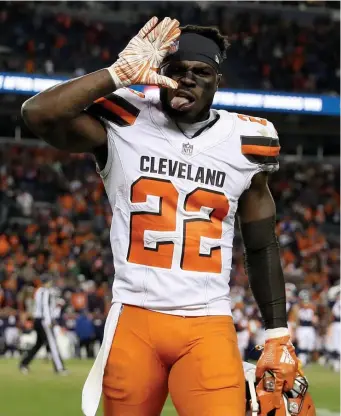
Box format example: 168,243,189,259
241,135,280,165
241,135,279,147
94,97,138,126
85,92,141,127
106,93,140,118
85,102,130,127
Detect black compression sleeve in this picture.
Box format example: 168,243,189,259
240,215,287,329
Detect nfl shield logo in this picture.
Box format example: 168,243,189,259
182,142,193,156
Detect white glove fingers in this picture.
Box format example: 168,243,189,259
112,16,181,88
146,23,160,43
138,16,159,39
166,19,180,39
158,18,180,43
164,27,181,46
148,17,178,44
159,30,181,54
159,17,171,34
154,73,178,89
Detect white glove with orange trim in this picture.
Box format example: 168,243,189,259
107,16,180,89
255,328,299,409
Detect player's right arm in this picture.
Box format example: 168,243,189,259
22,70,115,153
21,17,180,154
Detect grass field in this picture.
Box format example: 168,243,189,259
0,359,339,416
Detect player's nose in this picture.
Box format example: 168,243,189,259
178,71,196,87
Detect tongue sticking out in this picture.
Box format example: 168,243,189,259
171,96,191,110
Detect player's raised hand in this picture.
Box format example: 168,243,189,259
255,333,299,409
108,17,181,89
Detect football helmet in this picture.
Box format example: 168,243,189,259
328,284,340,302
244,362,316,416
298,289,311,304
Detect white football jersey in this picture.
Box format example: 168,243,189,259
86,88,280,316
298,305,316,326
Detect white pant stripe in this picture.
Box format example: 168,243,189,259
42,322,64,372
82,303,122,416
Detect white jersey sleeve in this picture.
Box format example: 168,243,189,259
236,114,279,171
232,113,280,191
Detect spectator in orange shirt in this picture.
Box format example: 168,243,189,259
0,234,10,257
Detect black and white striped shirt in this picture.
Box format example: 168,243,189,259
33,287,55,325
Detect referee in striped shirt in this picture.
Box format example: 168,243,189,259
19,274,66,374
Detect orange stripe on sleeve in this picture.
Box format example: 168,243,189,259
94,97,137,125
242,144,280,157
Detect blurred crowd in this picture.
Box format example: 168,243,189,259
0,1,339,94
0,143,339,366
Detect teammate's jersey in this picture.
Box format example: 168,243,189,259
86,88,280,316
297,304,316,326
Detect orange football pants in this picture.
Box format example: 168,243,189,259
102,305,245,416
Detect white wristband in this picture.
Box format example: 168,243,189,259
106,66,123,89
265,327,289,340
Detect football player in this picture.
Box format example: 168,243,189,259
21,17,298,416
296,290,318,366
328,288,340,372
322,283,340,369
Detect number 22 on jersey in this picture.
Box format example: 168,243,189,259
127,177,230,273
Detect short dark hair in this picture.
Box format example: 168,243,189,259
180,25,229,60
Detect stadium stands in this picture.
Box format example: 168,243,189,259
0,1,339,93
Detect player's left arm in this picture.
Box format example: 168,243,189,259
238,171,286,331
237,142,299,408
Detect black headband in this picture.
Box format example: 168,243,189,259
162,33,223,72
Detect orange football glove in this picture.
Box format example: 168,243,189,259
256,329,299,409
297,358,305,377
107,16,180,89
